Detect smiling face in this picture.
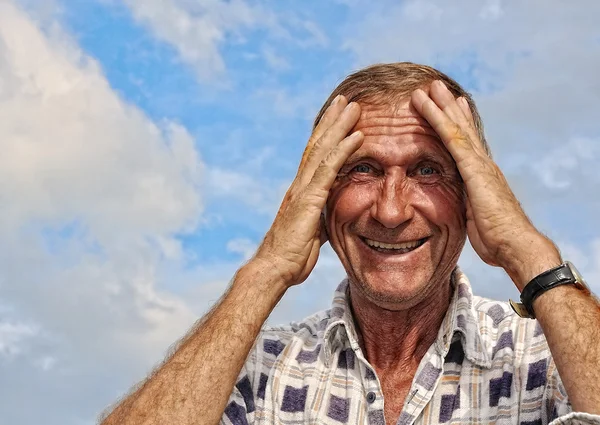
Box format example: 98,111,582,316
326,99,467,309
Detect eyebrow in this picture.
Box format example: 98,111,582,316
344,147,453,166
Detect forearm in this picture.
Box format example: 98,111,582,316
99,260,288,425
507,239,600,414
534,283,600,414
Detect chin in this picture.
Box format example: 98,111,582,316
349,271,437,310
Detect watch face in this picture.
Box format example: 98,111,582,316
566,261,590,290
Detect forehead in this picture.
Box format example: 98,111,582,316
349,100,449,161
352,99,435,137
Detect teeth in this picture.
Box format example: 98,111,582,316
364,238,424,250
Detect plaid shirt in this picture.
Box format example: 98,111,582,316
221,268,600,425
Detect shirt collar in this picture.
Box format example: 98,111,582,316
322,267,492,369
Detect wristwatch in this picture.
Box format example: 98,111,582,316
509,261,589,319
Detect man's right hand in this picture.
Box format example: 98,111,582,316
253,95,363,287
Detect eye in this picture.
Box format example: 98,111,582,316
418,165,438,176
352,164,372,174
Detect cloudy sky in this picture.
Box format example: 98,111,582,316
1,0,599,423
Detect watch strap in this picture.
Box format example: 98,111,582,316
519,263,575,318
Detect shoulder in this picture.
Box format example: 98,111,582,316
472,295,540,334
249,308,333,363
472,295,548,364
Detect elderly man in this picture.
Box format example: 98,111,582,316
100,63,600,425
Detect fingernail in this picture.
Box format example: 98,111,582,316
332,95,342,106
344,101,356,112
436,80,447,90
413,88,426,97
411,89,427,104
348,130,362,140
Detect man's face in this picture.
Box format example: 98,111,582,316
326,98,467,309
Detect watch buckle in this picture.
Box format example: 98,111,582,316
509,299,533,319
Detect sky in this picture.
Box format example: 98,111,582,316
0,0,599,423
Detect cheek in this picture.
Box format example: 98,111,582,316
327,182,377,224
416,181,466,229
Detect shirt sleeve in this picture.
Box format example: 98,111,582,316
545,358,600,425
548,412,600,425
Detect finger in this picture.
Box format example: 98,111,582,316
455,96,489,156
456,97,484,153
429,81,486,155
299,95,348,170
411,89,478,165
429,81,479,142
458,96,475,126
307,130,364,194
299,102,362,185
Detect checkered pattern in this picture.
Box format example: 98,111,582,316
221,268,600,425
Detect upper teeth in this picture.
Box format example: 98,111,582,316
365,238,423,250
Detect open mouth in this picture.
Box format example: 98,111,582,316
361,236,429,255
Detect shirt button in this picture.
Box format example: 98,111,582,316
366,391,376,404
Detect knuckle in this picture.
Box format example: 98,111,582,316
293,187,327,214
305,187,330,207
321,145,341,167
422,97,435,111
311,165,328,185
311,138,324,154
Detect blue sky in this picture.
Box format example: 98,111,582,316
1,0,599,424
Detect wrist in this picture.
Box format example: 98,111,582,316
502,234,562,292
236,258,289,299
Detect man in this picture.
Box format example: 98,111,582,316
100,63,600,425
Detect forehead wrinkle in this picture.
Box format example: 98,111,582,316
346,139,451,166
353,105,437,138
358,124,438,138
347,102,454,166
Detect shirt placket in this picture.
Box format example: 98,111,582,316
358,358,386,425
396,349,444,425
353,345,445,425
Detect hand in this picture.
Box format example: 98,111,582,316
411,81,560,288
252,96,364,287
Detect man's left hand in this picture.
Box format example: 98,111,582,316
411,81,561,289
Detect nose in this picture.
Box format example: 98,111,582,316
370,174,415,229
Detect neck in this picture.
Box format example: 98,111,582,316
349,277,453,373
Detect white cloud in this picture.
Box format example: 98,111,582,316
479,0,503,20
252,85,325,120
0,1,207,422
0,322,38,359
118,0,264,82
226,238,257,260
262,46,290,71
557,238,600,295
119,0,326,82
537,137,600,189
206,166,289,214
295,20,329,48
34,355,57,371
